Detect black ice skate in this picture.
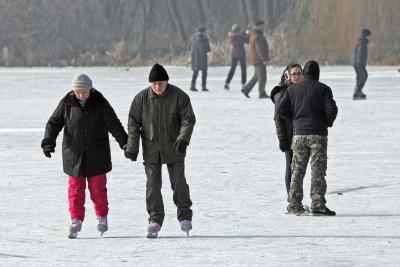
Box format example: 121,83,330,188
311,207,336,216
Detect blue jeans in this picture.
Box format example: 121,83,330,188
285,149,293,194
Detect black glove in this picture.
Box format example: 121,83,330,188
124,150,138,161
174,140,188,154
278,137,290,152
43,145,55,158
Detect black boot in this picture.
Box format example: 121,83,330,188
190,83,198,92
311,207,336,216
353,88,366,100
259,92,270,99
202,85,209,92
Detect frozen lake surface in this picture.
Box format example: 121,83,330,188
0,65,399,266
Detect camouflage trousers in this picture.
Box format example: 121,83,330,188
288,135,328,211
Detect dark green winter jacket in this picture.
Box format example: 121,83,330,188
126,84,196,163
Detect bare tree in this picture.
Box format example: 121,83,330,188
240,0,250,26
167,0,187,41
195,0,206,26
265,0,274,32
139,0,154,62
246,0,261,24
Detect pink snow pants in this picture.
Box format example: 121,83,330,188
68,173,109,221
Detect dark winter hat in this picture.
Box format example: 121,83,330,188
197,26,206,33
253,20,265,30
148,63,169,82
303,60,320,81
72,74,92,91
361,28,371,37
231,24,241,33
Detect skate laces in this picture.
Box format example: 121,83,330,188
98,217,108,225
97,217,108,232
70,219,82,233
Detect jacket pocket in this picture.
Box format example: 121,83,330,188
167,113,179,141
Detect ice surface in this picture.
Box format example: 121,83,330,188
0,65,399,266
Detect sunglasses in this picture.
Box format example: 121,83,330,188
290,72,302,76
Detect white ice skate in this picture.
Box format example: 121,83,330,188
180,220,192,236
97,217,108,237
147,221,161,238
68,219,82,239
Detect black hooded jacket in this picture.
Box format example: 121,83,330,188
352,36,369,67
41,89,127,177
276,61,338,136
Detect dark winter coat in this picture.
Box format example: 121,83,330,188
351,36,369,67
228,32,247,59
41,89,127,177
190,32,211,71
247,29,269,65
277,64,338,136
270,80,293,146
126,84,196,164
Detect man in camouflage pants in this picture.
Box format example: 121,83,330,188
277,60,338,216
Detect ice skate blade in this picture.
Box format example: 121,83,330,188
285,210,310,216
147,232,158,239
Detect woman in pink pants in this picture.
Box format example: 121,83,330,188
41,74,127,238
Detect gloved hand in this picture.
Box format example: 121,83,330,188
43,145,55,158
278,137,290,152
124,150,138,161
174,140,188,154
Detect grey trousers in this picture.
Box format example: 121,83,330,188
242,63,266,96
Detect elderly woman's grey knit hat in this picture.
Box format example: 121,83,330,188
72,74,92,91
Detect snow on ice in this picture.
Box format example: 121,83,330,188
0,66,399,266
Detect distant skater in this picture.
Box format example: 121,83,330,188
189,26,211,92
224,24,247,90
351,29,371,100
41,74,127,238
241,20,270,99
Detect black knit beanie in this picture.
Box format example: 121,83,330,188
361,28,371,37
148,63,169,82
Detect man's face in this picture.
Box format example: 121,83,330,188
150,81,168,95
74,89,90,101
289,66,302,84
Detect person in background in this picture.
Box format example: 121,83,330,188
189,26,211,92
125,64,196,238
224,23,247,91
241,20,270,99
41,74,127,238
277,60,338,216
270,63,303,196
351,28,371,100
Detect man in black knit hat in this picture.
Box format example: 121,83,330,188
125,63,196,238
